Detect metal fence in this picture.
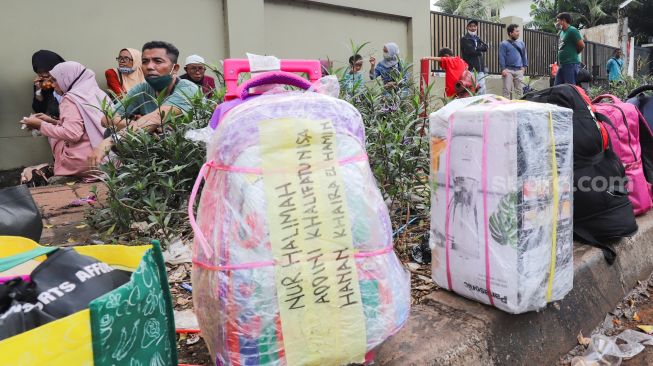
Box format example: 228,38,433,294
635,47,652,76
583,41,619,80
430,11,505,74
429,11,652,79
522,29,558,76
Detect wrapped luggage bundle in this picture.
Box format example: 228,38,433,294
430,96,574,314
189,64,410,366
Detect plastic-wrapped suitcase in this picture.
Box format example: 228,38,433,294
430,96,574,314
189,59,410,365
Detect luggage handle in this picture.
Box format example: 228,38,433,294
627,85,653,99
223,59,322,100
237,71,314,100
592,94,621,104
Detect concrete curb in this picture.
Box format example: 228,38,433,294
377,212,653,366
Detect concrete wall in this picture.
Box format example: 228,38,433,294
581,23,620,48
1,0,429,171
0,0,226,170
225,0,430,73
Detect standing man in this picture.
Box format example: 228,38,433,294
499,24,528,99
461,19,488,94
554,12,585,86
606,49,624,83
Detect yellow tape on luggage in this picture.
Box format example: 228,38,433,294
260,118,367,365
546,111,559,302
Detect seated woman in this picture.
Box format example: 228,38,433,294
105,48,145,98
369,42,408,89
21,61,108,181
32,50,65,119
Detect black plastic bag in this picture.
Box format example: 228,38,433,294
0,185,43,242
0,248,131,341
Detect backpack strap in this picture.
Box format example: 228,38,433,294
572,226,617,264
508,40,526,65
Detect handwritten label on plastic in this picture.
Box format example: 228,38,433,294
259,118,366,365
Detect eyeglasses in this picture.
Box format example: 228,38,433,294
188,66,206,72
116,57,133,63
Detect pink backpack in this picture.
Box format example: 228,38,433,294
593,94,653,215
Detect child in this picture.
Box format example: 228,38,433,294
425,48,475,98
343,54,364,93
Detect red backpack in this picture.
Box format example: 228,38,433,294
593,94,653,215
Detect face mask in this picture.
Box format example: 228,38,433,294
145,70,174,92
118,67,135,74
468,31,477,36
383,52,393,60
555,23,562,30
53,91,62,103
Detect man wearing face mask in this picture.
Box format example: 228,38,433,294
554,12,585,86
88,40,199,167
460,20,488,94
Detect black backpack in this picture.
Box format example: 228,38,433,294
628,85,653,131
523,84,638,263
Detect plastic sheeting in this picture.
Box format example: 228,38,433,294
429,96,574,313
191,89,410,365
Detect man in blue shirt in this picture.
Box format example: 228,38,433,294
499,24,528,99
606,49,624,83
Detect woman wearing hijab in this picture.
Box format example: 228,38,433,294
32,50,65,118
21,61,108,180
369,42,407,88
105,48,145,98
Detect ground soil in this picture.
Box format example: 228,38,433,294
32,183,437,365
559,272,653,365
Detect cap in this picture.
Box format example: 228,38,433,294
467,19,479,26
185,54,205,66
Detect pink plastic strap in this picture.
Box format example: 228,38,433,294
193,245,394,271
207,153,369,175
189,153,372,266
188,162,214,258
481,108,495,307
444,99,504,302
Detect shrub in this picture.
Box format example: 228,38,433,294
86,88,223,244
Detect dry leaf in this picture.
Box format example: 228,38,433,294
66,182,75,186
67,238,77,243
178,333,187,342
629,298,636,308
613,319,622,327
577,332,591,346
44,224,54,229
634,313,642,322
186,333,201,345
637,325,653,334
176,297,191,306
75,224,87,229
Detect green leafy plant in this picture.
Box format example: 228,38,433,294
588,74,653,100
337,42,433,234
86,89,216,245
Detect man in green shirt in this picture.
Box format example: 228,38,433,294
554,12,585,86
89,41,199,166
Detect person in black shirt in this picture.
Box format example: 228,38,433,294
460,20,488,94
31,50,65,119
